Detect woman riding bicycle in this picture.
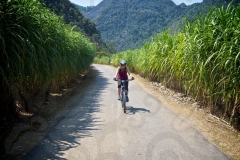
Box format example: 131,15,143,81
113,60,134,101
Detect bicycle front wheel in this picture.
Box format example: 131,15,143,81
123,102,126,113
122,93,126,113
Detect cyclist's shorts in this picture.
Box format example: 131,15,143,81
118,79,129,91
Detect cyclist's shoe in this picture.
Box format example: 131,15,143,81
126,96,129,102
118,96,121,100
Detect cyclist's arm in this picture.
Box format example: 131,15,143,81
126,67,132,77
115,67,120,78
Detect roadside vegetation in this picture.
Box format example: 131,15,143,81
0,0,95,144
97,3,240,129
94,51,111,64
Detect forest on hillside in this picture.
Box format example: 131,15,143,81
74,4,95,14
42,0,109,52
83,0,240,51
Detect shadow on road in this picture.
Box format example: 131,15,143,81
23,66,110,160
126,106,151,115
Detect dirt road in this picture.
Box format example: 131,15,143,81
18,64,230,159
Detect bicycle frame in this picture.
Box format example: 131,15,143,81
120,80,128,103
115,79,133,113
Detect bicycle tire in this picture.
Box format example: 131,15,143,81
122,92,126,113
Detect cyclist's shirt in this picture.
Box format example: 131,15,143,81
118,68,128,80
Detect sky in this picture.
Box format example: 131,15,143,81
69,0,203,7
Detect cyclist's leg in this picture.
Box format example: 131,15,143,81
117,79,121,99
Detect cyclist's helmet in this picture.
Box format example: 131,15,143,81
120,60,127,65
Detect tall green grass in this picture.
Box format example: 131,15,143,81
0,0,95,110
94,56,110,64
93,51,111,64
111,3,240,127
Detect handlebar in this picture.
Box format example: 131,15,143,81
113,78,134,81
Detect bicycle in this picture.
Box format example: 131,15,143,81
114,78,134,113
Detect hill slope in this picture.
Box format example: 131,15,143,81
85,0,182,51
42,0,108,51
84,0,239,52
74,4,95,14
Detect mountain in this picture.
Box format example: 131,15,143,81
83,0,239,52
74,4,95,14
42,0,108,52
84,0,182,51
